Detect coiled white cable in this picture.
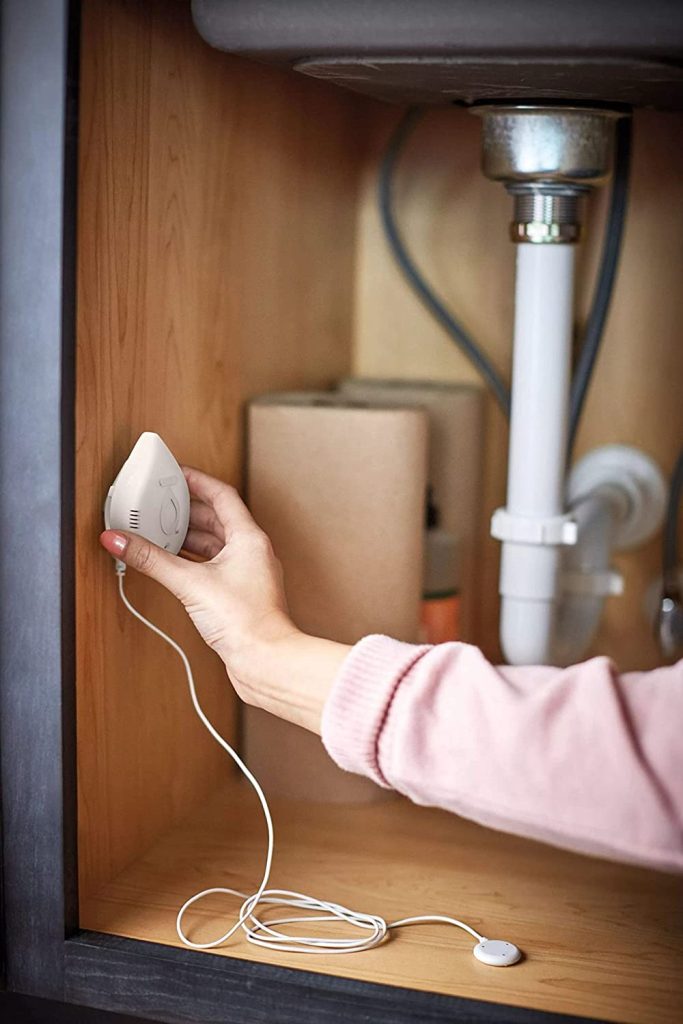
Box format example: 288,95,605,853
116,567,512,961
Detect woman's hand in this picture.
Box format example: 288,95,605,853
99,466,350,731
100,467,297,698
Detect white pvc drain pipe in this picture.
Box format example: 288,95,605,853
497,243,576,665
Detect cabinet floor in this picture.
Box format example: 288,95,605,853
80,778,683,1024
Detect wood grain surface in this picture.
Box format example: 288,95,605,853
81,779,683,1024
352,106,683,668
76,0,362,899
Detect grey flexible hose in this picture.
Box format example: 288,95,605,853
378,107,632,450
378,107,511,417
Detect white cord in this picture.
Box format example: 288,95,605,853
116,567,487,955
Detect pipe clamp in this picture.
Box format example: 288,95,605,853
491,508,577,546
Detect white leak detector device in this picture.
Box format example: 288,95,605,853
104,432,190,553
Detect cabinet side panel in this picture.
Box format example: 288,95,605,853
76,0,361,900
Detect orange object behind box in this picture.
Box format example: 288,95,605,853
420,486,462,644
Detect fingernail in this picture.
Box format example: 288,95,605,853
109,532,128,554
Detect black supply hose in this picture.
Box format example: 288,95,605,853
664,446,683,587
568,116,633,456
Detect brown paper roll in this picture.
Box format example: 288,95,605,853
338,379,485,642
245,393,428,802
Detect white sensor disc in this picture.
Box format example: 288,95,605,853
473,939,522,967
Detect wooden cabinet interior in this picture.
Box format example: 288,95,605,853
76,0,683,1020
76,0,364,901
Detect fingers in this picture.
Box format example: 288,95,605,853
99,530,187,595
182,527,223,560
182,466,256,536
189,499,225,543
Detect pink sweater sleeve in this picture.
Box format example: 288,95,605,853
320,636,683,872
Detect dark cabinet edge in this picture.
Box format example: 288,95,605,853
0,0,79,1000
63,931,608,1024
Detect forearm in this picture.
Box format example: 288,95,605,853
230,630,351,734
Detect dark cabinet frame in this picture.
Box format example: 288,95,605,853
0,3,602,1022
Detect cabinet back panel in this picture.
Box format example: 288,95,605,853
76,0,362,899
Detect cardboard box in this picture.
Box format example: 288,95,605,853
246,393,428,801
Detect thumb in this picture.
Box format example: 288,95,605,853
100,530,186,596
